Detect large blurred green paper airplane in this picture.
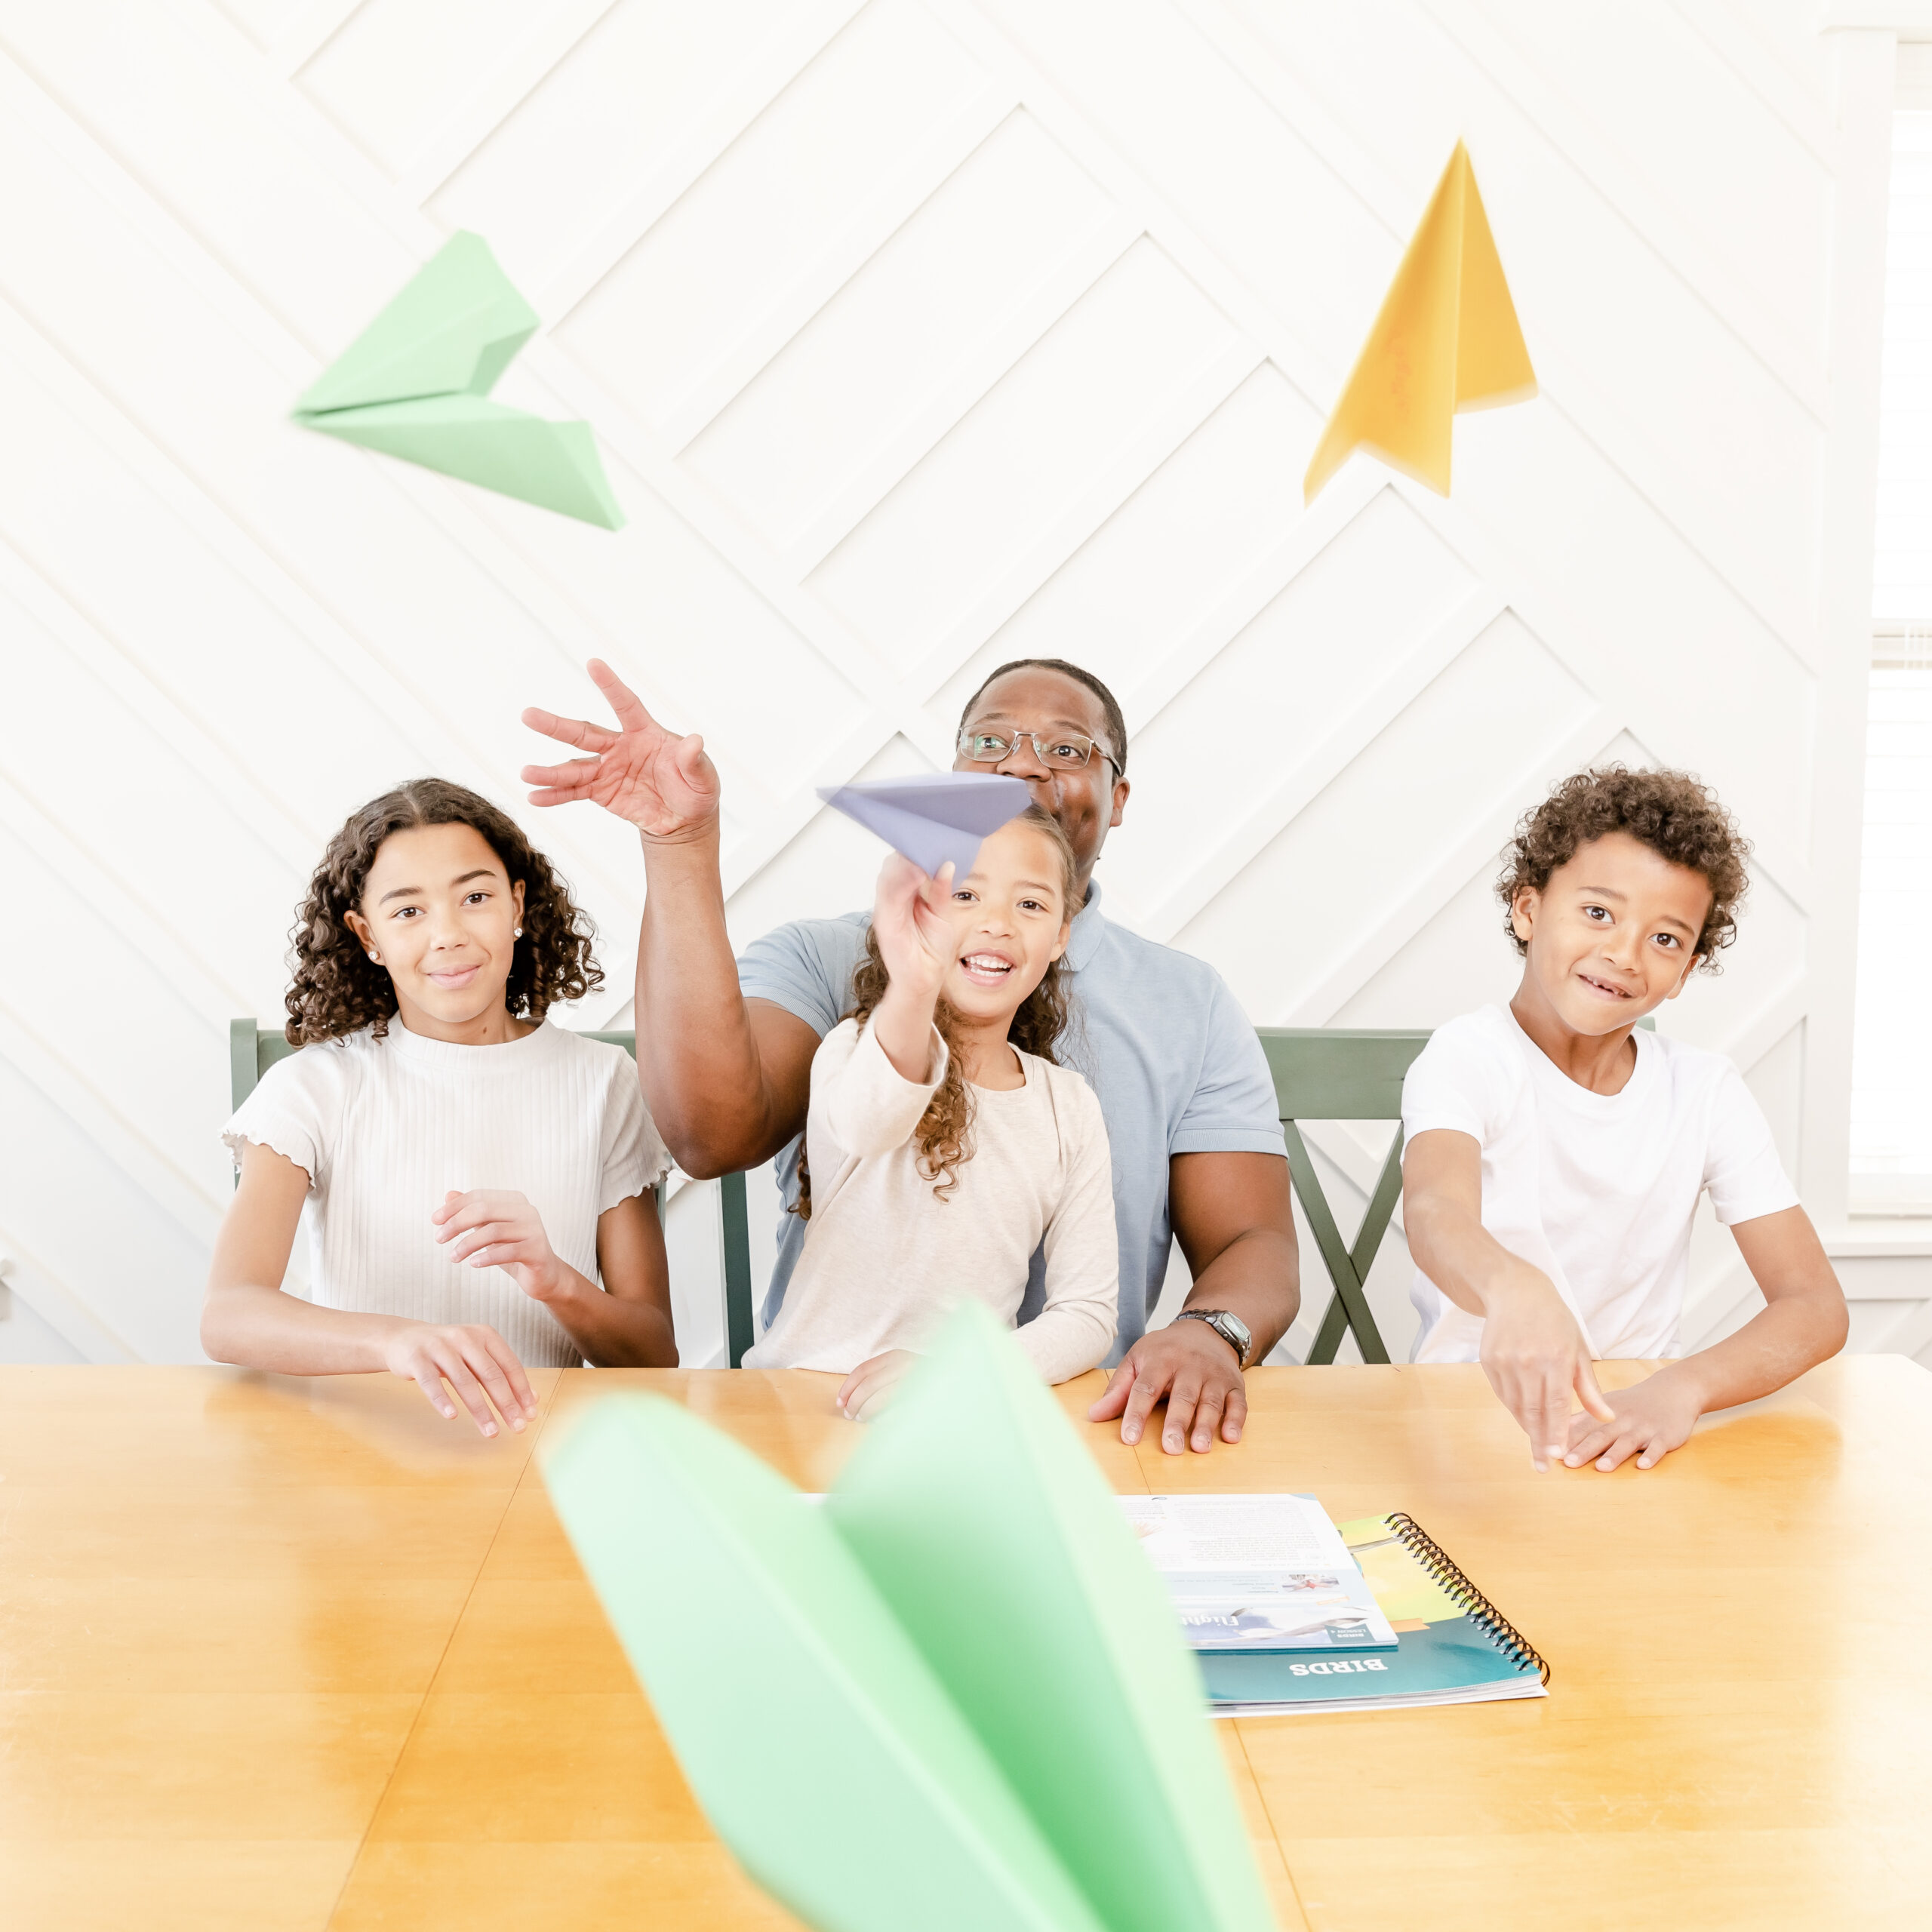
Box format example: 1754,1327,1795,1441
541,1304,1278,1932
291,231,623,529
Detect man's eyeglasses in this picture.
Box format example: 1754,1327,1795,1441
957,725,1116,773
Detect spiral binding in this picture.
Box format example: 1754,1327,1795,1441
1386,1512,1551,1686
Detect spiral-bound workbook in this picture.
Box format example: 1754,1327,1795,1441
1198,1512,1549,1715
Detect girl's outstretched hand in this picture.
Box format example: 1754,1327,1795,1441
870,852,956,1007
381,1320,537,1437
521,658,721,841
432,1189,570,1303
836,1349,919,1423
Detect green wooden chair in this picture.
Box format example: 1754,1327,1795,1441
1254,1029,1432,1367
229,1021,758,1367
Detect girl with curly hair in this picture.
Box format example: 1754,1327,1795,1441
743,806,1118,1417
1400,765,1844,1476
203,779,676,1434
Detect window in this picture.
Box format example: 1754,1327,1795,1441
1851,97,1932,1212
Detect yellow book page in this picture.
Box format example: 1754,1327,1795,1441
1339,1516,1463,1624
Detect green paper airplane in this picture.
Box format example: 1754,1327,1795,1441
541,1304,1276,1932
292,231,623,529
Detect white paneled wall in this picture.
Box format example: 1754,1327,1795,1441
0,1,1921,1369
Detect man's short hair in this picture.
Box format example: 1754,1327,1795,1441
1497,764,1751,970
958,658,1129,777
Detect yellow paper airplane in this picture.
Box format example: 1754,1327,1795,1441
1303,142,1536,503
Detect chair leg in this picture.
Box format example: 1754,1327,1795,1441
1306,1291,1352,1365
718,1172,755,1370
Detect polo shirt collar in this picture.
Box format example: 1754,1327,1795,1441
1066,876,1108,971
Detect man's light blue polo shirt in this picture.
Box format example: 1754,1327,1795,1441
735,880,1287,1361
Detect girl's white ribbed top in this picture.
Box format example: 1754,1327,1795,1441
223,1020,668,1367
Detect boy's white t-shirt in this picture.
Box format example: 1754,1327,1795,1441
1400,1005,1798,1363
223,1020,669,1367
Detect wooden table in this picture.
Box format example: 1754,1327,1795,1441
4,1357,1929,1930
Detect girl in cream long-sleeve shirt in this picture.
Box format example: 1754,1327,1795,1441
744,808,1118,1414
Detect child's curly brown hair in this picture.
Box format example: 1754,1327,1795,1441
1497,764,1750,971
285,777,602,1044
792,806,1081,1219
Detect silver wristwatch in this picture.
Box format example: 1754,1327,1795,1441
1174,1308,1252,1369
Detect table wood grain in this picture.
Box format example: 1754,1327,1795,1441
3,1356,1927,1930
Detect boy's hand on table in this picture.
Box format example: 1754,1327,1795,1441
1478,1267,1616,1472
380,1321,537,1437
1562,1367,1703,1471
432,1189,572,1303
837,1349,918,1423
1090,1321,1246,1455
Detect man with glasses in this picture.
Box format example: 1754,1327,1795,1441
521,656,1298,1454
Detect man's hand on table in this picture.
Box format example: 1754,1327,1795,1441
1089,1318,1246,1454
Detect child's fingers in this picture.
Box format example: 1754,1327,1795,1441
836,1364,886,1421
428,1349,503,1437
448,1223,518,1263
1574,1356,1617,1424
481,1336,539,1419
1591,1429,1646,1472
408,1365,459,1423
844,1374,887,1423
457,1340,528,1434
1564,1422,1617,1467
1539,1374,1575,1470
434,1195,523,1243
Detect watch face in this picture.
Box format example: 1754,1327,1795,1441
1187,1311,1250,1365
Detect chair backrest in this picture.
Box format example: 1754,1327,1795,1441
1254,1029,1432,1365
229,1021,757,1367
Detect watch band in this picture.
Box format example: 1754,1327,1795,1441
1174,1308,1251,1370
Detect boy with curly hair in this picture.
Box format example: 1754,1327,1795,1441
1401,767,1847,1473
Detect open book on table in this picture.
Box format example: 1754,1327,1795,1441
1118,1492,1399,1651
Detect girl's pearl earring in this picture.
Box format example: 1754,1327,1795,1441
513,926,523,938
367,951,381,963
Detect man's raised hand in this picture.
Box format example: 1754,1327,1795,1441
521,658,720,840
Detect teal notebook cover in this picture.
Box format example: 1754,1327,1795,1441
1198,1614,1543,1706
